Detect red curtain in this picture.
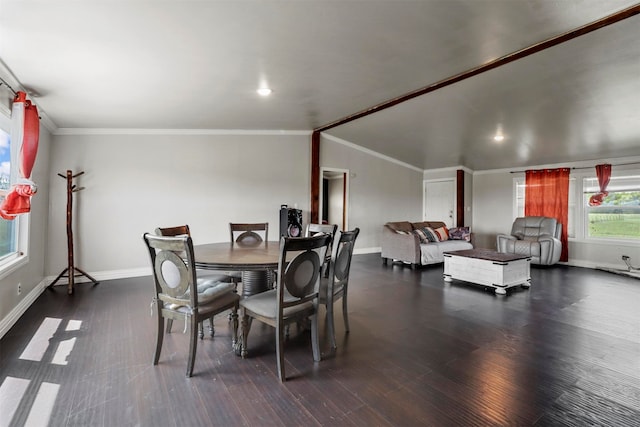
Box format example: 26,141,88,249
525,168,570,262
0,91,40,220
588,164,612,206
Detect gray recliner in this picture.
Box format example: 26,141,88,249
496,216,562,265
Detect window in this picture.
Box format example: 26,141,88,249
0,127,17,259
583,175,640,240
0,115,29,277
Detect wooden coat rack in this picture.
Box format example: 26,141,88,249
49,170,98,294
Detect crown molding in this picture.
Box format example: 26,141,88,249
53,128,312,136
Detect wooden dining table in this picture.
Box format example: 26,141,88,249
193,241,282,297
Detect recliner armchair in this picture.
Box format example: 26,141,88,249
496,216,562,265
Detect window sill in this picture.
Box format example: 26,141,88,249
0,252,29,280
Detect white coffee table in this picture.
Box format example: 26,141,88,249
443,249,531,295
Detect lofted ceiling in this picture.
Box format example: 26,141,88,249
1,0,639,171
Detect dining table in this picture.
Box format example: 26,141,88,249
193,240,282,297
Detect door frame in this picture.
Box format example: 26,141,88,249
320,167,349,231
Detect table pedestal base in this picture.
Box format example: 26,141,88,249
241,271,271,297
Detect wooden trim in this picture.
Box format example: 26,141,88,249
310,131,320,224
314,5,640,133
457,169,464,227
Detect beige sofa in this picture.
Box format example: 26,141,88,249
381,221,473,269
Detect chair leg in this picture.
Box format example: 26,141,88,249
198,321,205,340
230,306,239,352
154,314,164,366
240,312,252,358
232,277,240,292
326,299,337,352
187,316,198,377
342,294,350,333
310,313,321,362
208,316,215,337
166,319,173,333
276,322,286,382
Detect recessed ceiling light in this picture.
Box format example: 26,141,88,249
494,134,505,142
257,88,272,96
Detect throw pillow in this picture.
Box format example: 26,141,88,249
395,230,410,235
413,228,429,244
434,226,449,241
421,226,439,243
449,226,471,241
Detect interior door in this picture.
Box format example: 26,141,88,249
424,179,456,228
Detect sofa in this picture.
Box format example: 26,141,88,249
381,221,473,269
496,216,562,265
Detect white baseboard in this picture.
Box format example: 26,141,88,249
0,279,47,339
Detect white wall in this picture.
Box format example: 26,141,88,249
471,171,514,249
45,131,425,276
320,134,423,251
46,132,311,277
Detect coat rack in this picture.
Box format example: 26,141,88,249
49,170,98,294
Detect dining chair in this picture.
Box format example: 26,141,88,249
229,222,270,292
239,233,331,382
143,233,240,377
156,224,237,338
304,223,338,237
320,227,360,353
229,222,269,246
277,222,338,338
304,223,338,276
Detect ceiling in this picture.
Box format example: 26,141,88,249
1,1,639,171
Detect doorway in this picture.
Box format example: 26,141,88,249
424,179,456,228
320,167,349,231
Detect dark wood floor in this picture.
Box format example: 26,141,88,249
1,254,639,426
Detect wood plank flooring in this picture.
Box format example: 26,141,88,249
1,254,639,426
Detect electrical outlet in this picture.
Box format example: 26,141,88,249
17,283,22,295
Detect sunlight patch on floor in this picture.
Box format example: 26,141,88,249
3,317,82,426
0,377,29,427
24,382,60,427
19,317,62,362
